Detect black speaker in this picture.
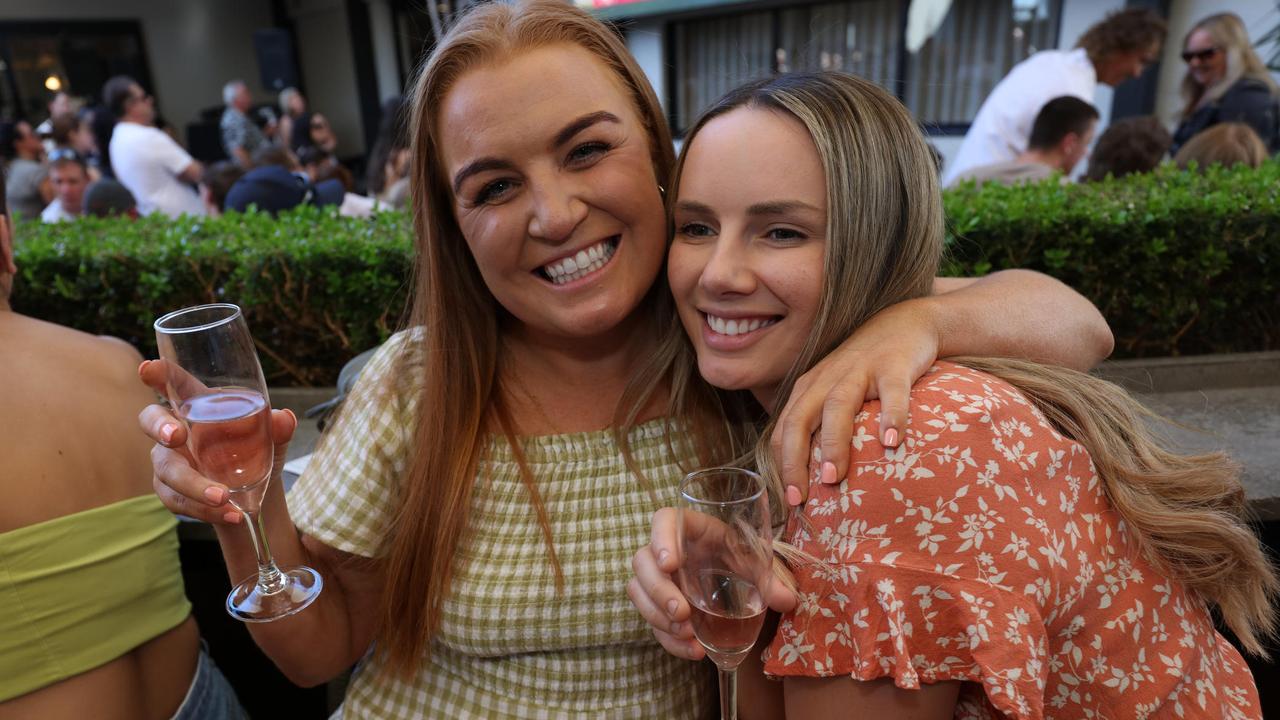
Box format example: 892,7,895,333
253,28,299,92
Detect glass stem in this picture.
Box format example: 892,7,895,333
241,509,286,594
718,666,737,720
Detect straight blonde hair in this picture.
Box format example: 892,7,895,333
671,71,1278,655
379,0,748,678
1180,12,1280,116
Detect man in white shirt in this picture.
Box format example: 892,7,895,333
943,8,1166,185
104,76,205,218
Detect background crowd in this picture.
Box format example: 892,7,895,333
0,10,1275,230
946,10,1278,188
0,73,413,226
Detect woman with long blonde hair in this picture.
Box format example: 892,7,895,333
634,71,1275,717
1171,12,1280,155
139,2,1114,716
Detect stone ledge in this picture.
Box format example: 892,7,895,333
1096,351,1280,394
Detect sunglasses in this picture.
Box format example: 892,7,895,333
1181,46,1219,63
48,148,84,163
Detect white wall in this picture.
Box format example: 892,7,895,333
1156,0,1280,124
289,0,366,155
626,19,667,111
0,0,275,127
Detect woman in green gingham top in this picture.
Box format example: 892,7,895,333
139,2,1114,717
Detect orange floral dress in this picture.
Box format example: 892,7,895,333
762,362,1261,719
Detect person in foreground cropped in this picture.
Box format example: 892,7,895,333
0,177,243,719
139,2,1112,717
631,71,1276,718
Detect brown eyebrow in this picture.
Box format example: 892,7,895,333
674,199,823,216
553,110,621,148
452,157,516,196
450,111,622,195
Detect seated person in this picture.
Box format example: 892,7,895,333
0,175,244,718
199,160,245,218
83,178,138,218
633,71,1272,718
224,163,344,216
1083,115,1172,181
948,97,1098,188
1174,121,1269,170
41,150,91,223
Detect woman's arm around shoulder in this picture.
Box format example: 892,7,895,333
774,268,1111,504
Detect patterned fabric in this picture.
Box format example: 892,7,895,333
288,330,713,719
220,107,268,159
762,362,1261,719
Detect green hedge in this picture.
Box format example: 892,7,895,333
11,206,412,386
11,161,1279,385
943,161,1279,357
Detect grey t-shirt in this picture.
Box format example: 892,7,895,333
6,158,47,220
948,160,1064,189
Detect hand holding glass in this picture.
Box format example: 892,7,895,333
155,303,322,622
677,467,772,720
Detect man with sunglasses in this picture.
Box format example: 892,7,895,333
40,149,89,223
102,75,205,218
944,8,1167,185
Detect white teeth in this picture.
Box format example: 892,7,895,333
706,314,776,337
542,238,619,284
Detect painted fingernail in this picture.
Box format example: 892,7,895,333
670,621,685,635
666,599,679,617
658,549,670,566
204,486,226,504
786,485,803,506
160,424,177,444
223,511,241,524
138,359,151,375
820,461,838,484
884,428,900,447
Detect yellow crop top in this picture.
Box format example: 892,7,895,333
0,494,192,701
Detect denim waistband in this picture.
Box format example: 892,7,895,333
171,643,247,720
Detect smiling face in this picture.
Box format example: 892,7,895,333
668,107,826,408
438,43,666,344
1184,28,1227,88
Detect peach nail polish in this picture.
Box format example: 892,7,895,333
786,485,803,506
884,428,899,447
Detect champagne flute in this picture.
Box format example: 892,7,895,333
677,467,772,720
155,303,322,622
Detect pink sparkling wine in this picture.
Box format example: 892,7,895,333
687,569,766,667
181,388,272,490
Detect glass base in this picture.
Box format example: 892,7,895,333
226,566,323,623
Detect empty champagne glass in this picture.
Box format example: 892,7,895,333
677,467,772,720
155,303,322,622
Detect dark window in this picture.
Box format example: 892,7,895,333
0,21,153,122
669,0,1061,135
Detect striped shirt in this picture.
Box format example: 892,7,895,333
289,330,713,719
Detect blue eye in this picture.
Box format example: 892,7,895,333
567,142,609,165
475,179,516,205
678,222,715,238
766,227,806,242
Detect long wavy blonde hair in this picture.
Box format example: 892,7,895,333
670,71,1278,655
1180,12,1280,116
377,0,751,677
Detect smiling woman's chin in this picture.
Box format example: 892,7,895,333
696,356,776,400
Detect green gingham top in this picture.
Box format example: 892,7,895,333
288,330,713,719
